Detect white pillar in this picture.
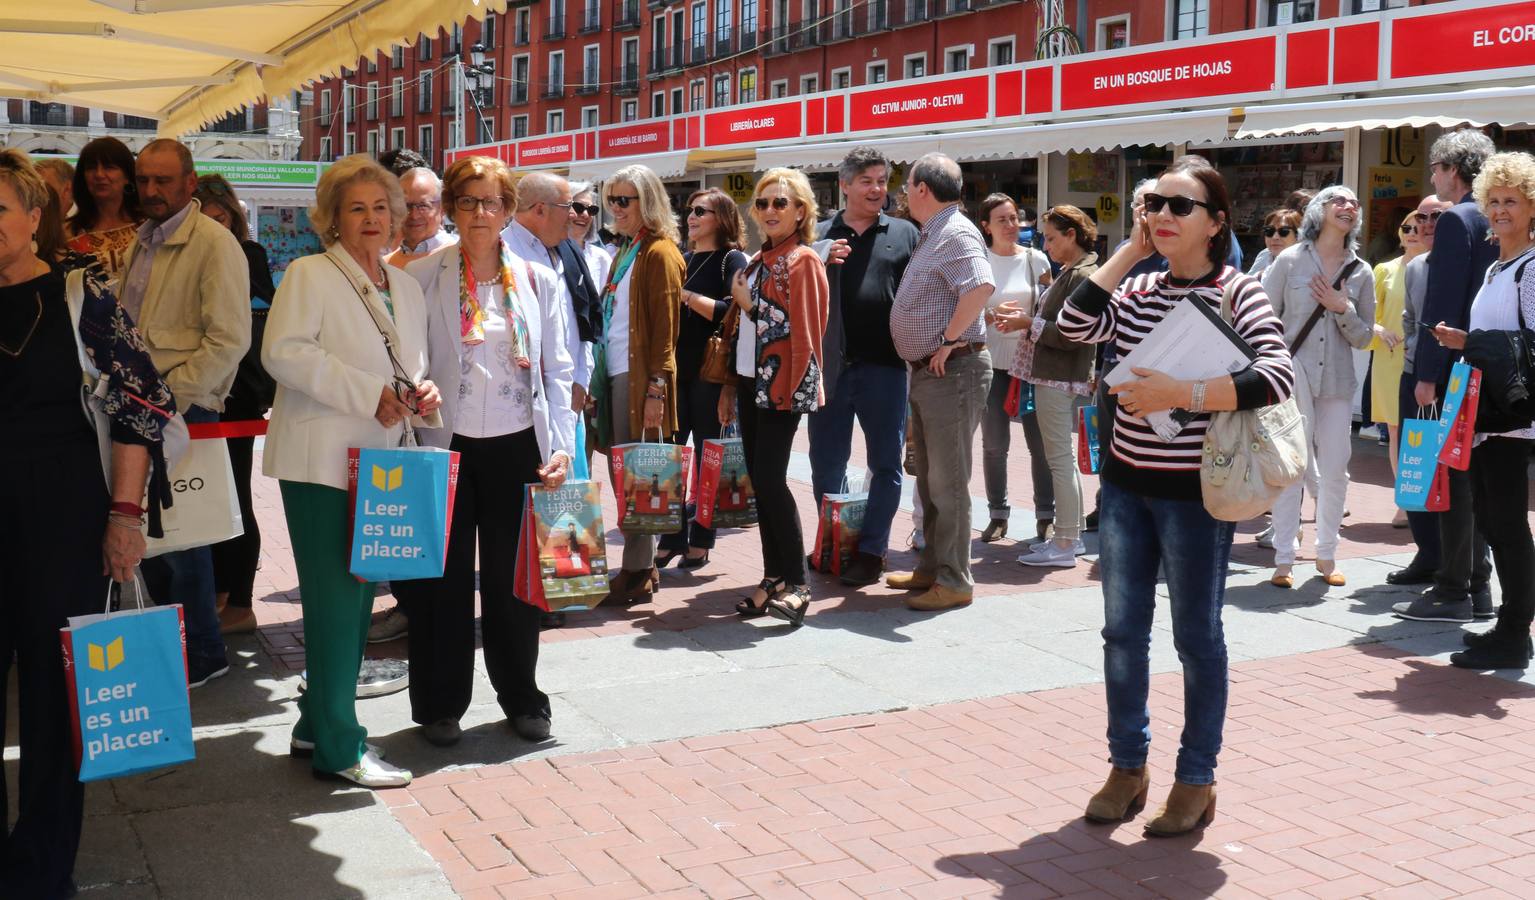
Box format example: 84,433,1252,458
0,98,10,125
89,105,105,128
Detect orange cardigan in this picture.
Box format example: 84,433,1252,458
750,236,829,413
622,235,685,436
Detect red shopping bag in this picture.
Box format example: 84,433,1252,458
1077,405,1101,475
810,492,867,575
608,437,692,532
514,481,608,611
695,433,756,529
1425,462,1451,512
1437,366,1481,471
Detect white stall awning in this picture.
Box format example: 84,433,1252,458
1236,85,1535,138
568,150,693,183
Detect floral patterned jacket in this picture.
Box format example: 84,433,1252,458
748,235,830,413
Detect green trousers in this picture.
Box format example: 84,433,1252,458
280,480,374,773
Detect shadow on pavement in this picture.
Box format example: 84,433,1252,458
1352,645,1534,720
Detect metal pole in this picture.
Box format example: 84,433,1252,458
455,55,466,151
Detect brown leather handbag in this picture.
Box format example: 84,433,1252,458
699,303,741,385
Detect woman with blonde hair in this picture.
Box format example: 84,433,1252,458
723,167,829,625
594,165,685,604
262,155,443,788
1427,151,1535,669
402,155,576,746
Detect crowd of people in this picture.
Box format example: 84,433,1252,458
2,125,1533,894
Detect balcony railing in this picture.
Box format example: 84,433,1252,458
545,13,566,39
580,4,602,31
761,22,818,57
739,26,757,52
543,80,565,99
514,26,530,46
823,9,855,42
891,0,929,28
510,82,529,104
616,64,640,93
712,30,734,59
689,41,708,64
649,45,685,74
614,0,641,29
577,74,600,94
939,0,971,15
862,0,889,32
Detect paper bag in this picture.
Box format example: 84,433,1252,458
348,445,460,582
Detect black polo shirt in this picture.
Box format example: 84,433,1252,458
824,210,920,369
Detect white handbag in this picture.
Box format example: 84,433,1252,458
1199,279,1309,522
143,436,244,557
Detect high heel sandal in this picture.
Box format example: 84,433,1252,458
679,549,711,570
736,577,783,618
765,584,811,628
654,548,684,569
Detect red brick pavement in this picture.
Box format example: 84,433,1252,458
388,643,1535,899
249,431,1440,670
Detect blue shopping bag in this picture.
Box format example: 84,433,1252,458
571,417,590,481
1077,405,1101,474
1395,416,1446,512
61,582,195,782
1437,361,1475,440
348,444,460,582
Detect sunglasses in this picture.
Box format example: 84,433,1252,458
1399,222,1418,235
1142,193,1215,217
608,194,639,208
754,196,792,211
570,201,598,216
1262,226,1295,238
687,205,715,218
1328,196,1360,209
1414,210,1444,224
455,196,505,214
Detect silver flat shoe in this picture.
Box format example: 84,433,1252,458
317,750,412,789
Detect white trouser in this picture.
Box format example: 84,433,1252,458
1271,366,1353,565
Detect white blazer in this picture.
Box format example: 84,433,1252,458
405,245,577,463
261,246,440,491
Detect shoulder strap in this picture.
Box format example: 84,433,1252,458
1219,272,1239,325
64,269,97,378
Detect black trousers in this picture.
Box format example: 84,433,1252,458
736,376,806,585
0,439,107,898
1398,372,1442,571
398,429,549,725
1473,437,1535,635
1435,463,1492,600
660,377,723,553
211,434,261,608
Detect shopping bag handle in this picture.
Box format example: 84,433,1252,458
721,423,740,439
1416,402,1441,420
642,425,666,443
105,570,149,615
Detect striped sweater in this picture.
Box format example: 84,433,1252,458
1058,266,1295,499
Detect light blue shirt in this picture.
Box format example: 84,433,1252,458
502,219,594,389
118,199,197,323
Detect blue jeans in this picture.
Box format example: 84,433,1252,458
1100,478,1234,785
807,362,908,557
142,405,227,668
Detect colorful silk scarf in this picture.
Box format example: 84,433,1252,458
459,241,530,368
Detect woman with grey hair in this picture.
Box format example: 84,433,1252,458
1261,185,1375,589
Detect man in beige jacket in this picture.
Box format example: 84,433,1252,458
120,138,250,689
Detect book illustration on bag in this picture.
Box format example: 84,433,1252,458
519,480,610,610
811,492,867,575
695,438,756,529
615,443,688,532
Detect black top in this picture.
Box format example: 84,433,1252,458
243,239,276,306
822,211,919,369
0,267,97,459
677,248,748,381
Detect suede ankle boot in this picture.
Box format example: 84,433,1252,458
1084,767,1150,823
1144,781,1216,837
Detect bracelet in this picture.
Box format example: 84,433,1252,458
107,514,143,530
110,500,145,517
1190,379,1207,414
646,393,665,401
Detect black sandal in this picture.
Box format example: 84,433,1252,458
679,549,711,569
654,548,684,569
736,577,783,618
765,584,811,628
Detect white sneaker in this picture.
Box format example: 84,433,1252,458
326,750,412,789
1028,538,1086,555
366,607,409,643
1018,541,1082,567
1256,525,1275,549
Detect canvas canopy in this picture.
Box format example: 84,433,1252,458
0,0,505,138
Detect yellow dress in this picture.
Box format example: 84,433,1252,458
1370,256,1407,425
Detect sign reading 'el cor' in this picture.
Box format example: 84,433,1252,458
1058,36,1277,112
1390,0,1535,80
848,74,989,133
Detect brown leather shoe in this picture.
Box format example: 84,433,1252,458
1084,766,1150,823
219,605,257,635
1143,781,1216,837
603,568,657,605
906,584,972,611
886,570,936,591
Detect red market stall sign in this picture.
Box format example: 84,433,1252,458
704,101,801,147
847,74,989,134
598,122,670,158
1390,0,1535,81
518,135,575,166
1058,35,1277,112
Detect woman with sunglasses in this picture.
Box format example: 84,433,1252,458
262,155,443,788
1248,208,1301,277
724,169,829,625
567,182,613,291
401,155,576,748
1261,186,1375,590
1057,155,1294,836
1370,208,1428,527
594,165,685,604
663,189,750,569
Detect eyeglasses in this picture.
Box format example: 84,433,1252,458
1262,226,1295,238
754,196,792,211
545,201,573,211
405,200,439,214
570,201,598,216
1430,161,1454,173
454,196,504,214
687,205,715,218
608,194,639,209
1399,222,1418,235
1328,196,1360,210
1142,193,1215,217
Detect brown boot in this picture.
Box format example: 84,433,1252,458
1143,781,1216,837
906,584,973,611
1083,766,1150,823
886,570,936,591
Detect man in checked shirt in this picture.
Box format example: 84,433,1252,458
885,153,996,612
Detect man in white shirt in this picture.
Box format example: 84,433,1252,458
387,167,457,268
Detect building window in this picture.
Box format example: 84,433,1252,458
716,0,733,48
904,54,925,79
390,77,404,117
714,74,730,106
1170,0,1207,39
582,105,599,128
512,55,530,103
390,126,405,149
483,11,498,49
320,136,333,161
547,110,564,133
418,125,433,167
1096,16,1129,48
1264,1,1314,25
1350,0,1408,12
515,8,531,43
832,67,851,89
419,70,434,112
770,79,788,98
866,61,887,83
989,37,1015,66
800,73,818,95
366,82,379,119
833,0,853,39
691,1,707,56
584,44,600,88
653,91,666,117
671,87,684,112
547,50,565,95
739,68,758,103
418,34,433,60
366,129,379,157
392,46,404,69
450,24,462,55
743,0,758,37
512,114,529,137
944,46,969,73
319,89,332,125
367,57,377,74
344,132,356,156
690,79,705,111
621,99,638,121
621,37,640,86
